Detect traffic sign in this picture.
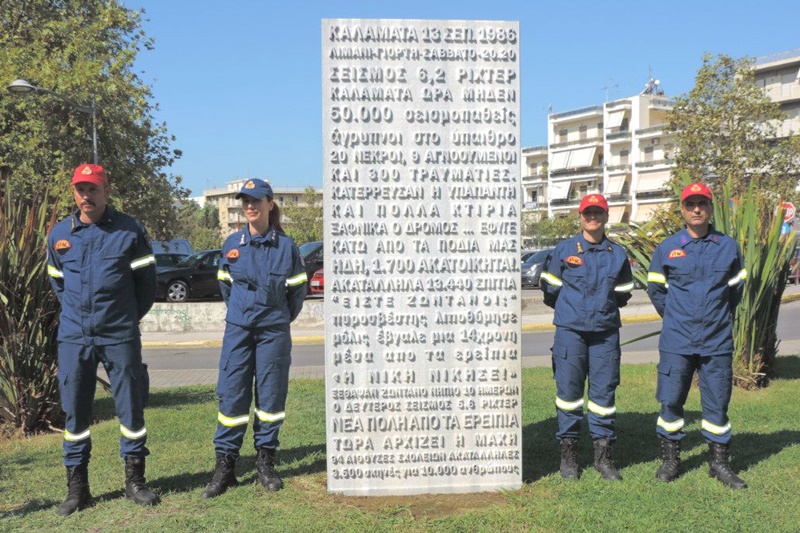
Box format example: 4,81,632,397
781,202,795,223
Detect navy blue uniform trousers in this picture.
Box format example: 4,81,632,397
58,340,149,467
656,352,733,444
213,323,292,458
552,327,620,441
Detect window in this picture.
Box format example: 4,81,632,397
558,128,568,142
620,149,629,164
579,125,588,140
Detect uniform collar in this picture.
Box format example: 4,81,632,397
242,224,278,246
70,205,115,232
576,232,609,252
678,225,720,246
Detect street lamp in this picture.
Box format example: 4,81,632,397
7,78,99,165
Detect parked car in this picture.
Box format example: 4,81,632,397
521,249,537,263
156,249,222,302
790,247,800,285
309,268,324,295
154,252,189,274
521,248,553,288
298,241,323,282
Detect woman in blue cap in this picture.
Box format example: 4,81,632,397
202,178,308,498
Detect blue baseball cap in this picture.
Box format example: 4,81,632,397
235,179,273,200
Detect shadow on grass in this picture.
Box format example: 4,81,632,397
770,354,800,380
92,387,216,424
522,409,800,483
136,443,327,496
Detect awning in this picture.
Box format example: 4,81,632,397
549,181,571,200
608,206,627,223
605,175,627,195
634,203,660,222
635,170,671,191
567,146,597,169
550,150,570,171
606,109,628,129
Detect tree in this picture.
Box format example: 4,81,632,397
521,212,580,248
666,53,800,199
281,186,323,245
0,0,186,238
174,201,223,251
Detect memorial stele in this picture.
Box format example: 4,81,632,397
322,18,522,496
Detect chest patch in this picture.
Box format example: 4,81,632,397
668,249,687,259
55,239,71,252
226,249,240,261
565,255,583,267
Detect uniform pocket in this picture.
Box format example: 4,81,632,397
656,362,671,402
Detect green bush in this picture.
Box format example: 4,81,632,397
0,178,62,434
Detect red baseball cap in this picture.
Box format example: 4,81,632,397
681,182,712,202
71,164,108,186
579,194,609,213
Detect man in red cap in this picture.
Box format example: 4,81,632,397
46,164,159,515
647,182,747,489
540,194,634,481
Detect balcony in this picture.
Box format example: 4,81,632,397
550,135,603,149
605,99,632,109
550,165,604,178
635,158,674,169
523,173,547,183
523,201,542,210
635,125,665,137
606,193,631,203
522,145,547,154
550,197,581,207
636,189,670,200
551,105,604,121
648,97,674,110
606,130,631,142
606,164,631,173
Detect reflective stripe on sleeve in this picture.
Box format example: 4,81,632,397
255,409,286,423
217,270,232,282
286,272,308,287
614,281,635,293
540,272,562,287
120,425,147,440
657,416,685,433
647,272,666,284
64,429,91,442
131,254,156,270
555,397,584,412
727,268,747,287
587,400,616,417
48,265,64,279
701,419,732,435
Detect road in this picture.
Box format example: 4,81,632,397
142,301,800,373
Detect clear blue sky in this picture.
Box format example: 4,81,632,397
126,0,800,197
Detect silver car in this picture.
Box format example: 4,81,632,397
521,248,553,288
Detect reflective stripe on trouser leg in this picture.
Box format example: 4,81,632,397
214,323,257,458
552,327,588,440
655,352,697,442
100,340,150,458
586,329,621,440
253,323,292,450
58,342,99,466
696,354,733,444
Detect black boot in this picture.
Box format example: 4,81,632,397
593,439,622,481
124,456,160,506
655,437,682,482
708,442,747,489
56,464,91,516
256,448,283,491
202,453,238,499
559,438,580,480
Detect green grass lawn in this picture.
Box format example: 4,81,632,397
2,358,799,533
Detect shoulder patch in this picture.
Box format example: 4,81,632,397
55,239,71,252
668,249,687,259
226,249,240,261
565,255,583,266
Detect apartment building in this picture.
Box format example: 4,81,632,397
522,90,676,223
754,49,800,139
204,178,322,236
